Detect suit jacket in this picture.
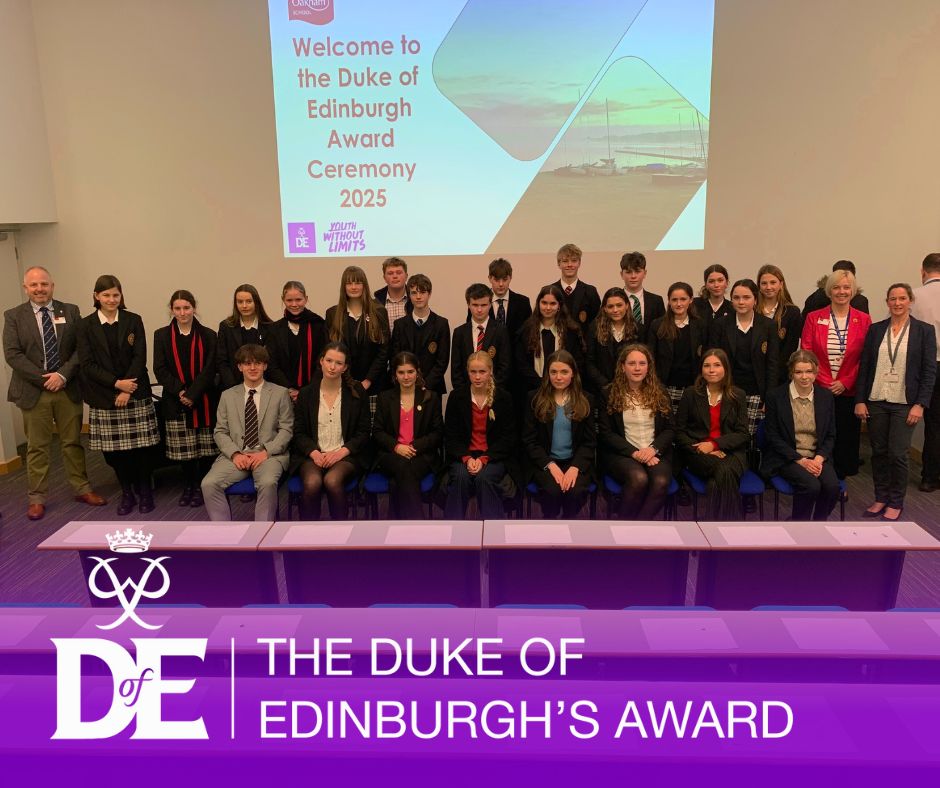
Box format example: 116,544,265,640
598,390,675,463
634,291,667,343
390,311,450,395
77,310,153,409
675,385,749,457
216,319,271,389
3,299,83,408
152,321,218,421
324,305,390,390
373,388,443,467
708,313,780,398
465,290,533,341
802,288,869,320
265,313,328,390
213,382,293,469
692,296,733,322
444,386,516,465
770,305,804,384
551,279,601,328
800,307,872,395
855,316,938,407
761,383,836,476
514,322,586,394
522,391,596,478
451,320,511,391
646,316,708,387
290,380,372,473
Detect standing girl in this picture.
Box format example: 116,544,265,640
757,264,804,385
516,284,585,395
692,264,733,322
267,281,327,402
216,284,274,390
585,287,638,393
647,282,708,412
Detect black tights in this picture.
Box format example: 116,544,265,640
606,456,673,520
103,447,155,494
181,457,214,488
299,459,357,520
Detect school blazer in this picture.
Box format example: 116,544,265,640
450,321,511,391
692,296,732,322
213,382,293,467
152,322,218,421
551,279,601,328
514,323,586,394
3,299,83,409
443,387,517,465
597,391,675,462
290,381,373,473
800,307,872,395
675,386,749,456
708,313,779,398
855,317,938,408
373,388,444,466
771,305,805,384
216,319,271,389
265,313,328,390
324,305,391,389
634,291,667,343
522,391,597,478
646,317,708,386
760,383,836,476
77,311,153,409
390,311,451,395
584,324,639,394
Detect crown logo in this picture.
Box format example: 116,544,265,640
105,528,153,554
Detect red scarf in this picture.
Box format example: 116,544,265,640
170,320,212,429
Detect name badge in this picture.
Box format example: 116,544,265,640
882,371,900,384
817,318,830,326
53,316,67,324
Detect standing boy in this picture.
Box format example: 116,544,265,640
548,243,600,329
451,283,510,390
374,257,412,330
390,274,451,396
619,251,665,343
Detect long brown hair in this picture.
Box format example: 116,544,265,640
225,284,273,327
656,282,696,342
329,266,387,344
390,350,432,405
594,287,638,346
531,350,591,423
606,344,671,415
522,284,584,356
694,348,738,402
756,264,795,330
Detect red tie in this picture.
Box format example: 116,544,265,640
564,285,573,295
476,324,485,351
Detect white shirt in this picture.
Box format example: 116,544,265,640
317,389,344,452
97,309,118,325
240,317,259,330
533,324,559,378
243,380,265,409
471,318,489,346
622,402,655,449
789,382,815,402
869,322,910,404
911,278,940,362
674,316,690,329
560,278,580,293
627,289,645,322
735,314,754,334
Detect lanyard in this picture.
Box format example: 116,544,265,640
886,320,909,371
830,309,849,356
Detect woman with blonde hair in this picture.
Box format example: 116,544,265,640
443,351,517,518
599,345,675,520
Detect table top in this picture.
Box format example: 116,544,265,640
483,520,710,550
697,520,940,551
259,520,484,550
37,521,276,552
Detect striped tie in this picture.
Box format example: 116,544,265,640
496,299,506,325
41,306,60,372
630,294,642,326
475,324,485,352
244,389,259,450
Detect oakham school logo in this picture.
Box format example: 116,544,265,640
428,341,438,354
487,346,496,358
288,0,335,25
761,341,768,354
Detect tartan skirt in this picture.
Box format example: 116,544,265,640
165,416,217,461
745,394,764,436
666,386,685,414
89,399,160,452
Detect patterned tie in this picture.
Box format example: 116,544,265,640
631,294,642,325
41,306,61,372
415,318,424,327
564,285,573,296
244,389,259,450
496,299,506,325
475,324,485,352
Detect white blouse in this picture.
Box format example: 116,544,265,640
317,391,344,452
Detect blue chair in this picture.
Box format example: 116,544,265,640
224,476,281,519
363,471,436,518
286,474,360,520
682,468,765,520
523,481,597,518
769,475,847,521
602,475,679,520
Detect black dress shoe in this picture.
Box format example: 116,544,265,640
138,493,155,514
919,480,939,493
189,489,204,508
116,493,136,516
178,487,193,507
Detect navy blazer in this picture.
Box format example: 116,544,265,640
373,388,443,466
522,391,596,479
550,279,601,328
646,316,708,387
597,390,675,463
760,383,836,476
450,320,511,391
77,310,153,409
444,386,517,465
855,316,938,407
675,385,750,457
290,380,372,473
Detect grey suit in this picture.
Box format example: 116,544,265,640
3,299,90,503
201,382,294,521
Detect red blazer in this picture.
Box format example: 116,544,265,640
800,307,872,395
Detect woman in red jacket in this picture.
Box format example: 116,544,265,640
800,269,872,478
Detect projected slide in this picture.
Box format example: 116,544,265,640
268,0,713,257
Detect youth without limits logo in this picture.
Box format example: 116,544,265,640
288,0,335,25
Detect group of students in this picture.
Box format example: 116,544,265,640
6,249,940,524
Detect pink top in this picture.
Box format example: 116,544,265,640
397,407,414,445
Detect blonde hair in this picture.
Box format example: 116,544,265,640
466,350,496,409
824,270,858,298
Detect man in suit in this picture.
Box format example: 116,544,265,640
549,243,600,329
620,251,665,343
3,266,105,520
201,344,293,521
911,252,940,491
451,283,510,390
373,256,412,330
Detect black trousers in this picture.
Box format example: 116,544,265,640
868,400,915,509
376,452,435,519
775,460,840,520
922,379,940,483
605,455,673,520
531,459,591,519
298,459,357,520
682,449,746,521
833,395,861,478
